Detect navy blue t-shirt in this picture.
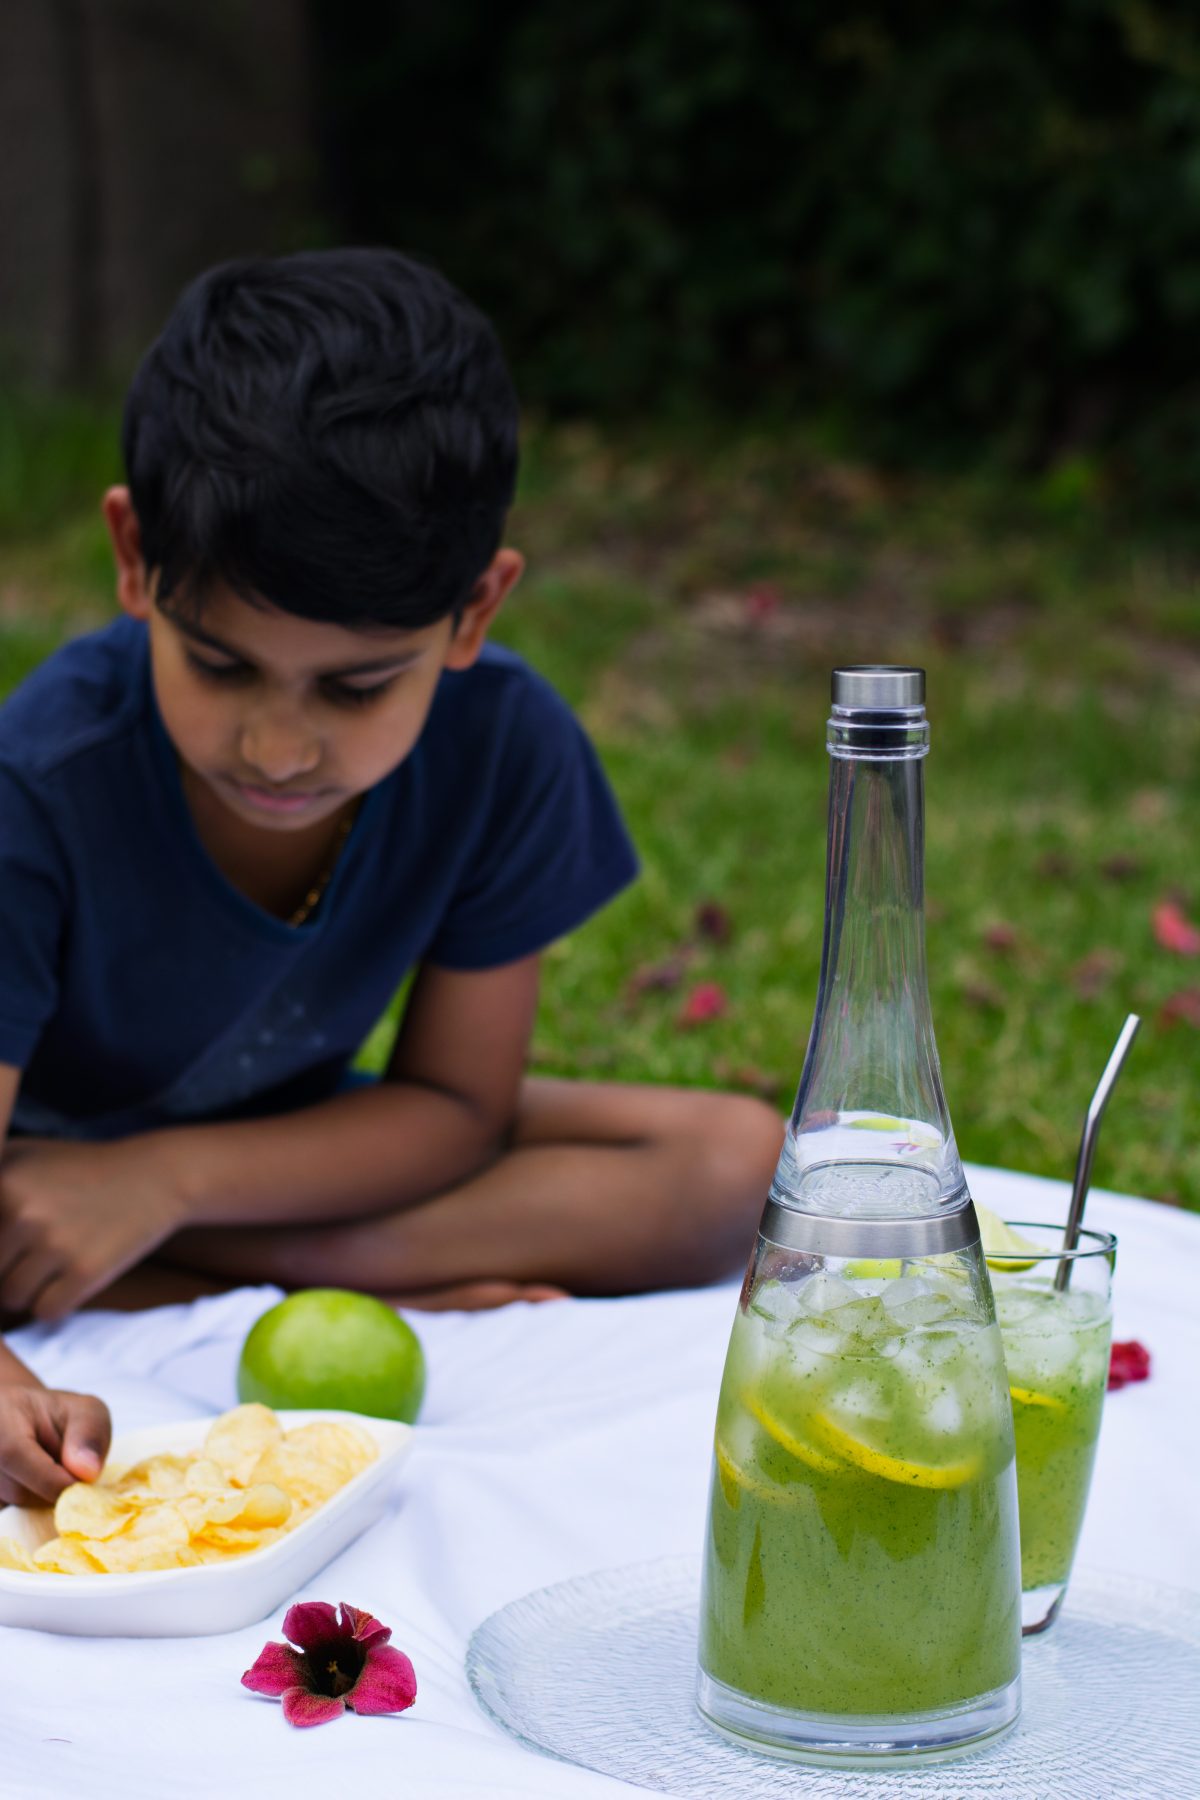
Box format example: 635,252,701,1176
0,618,637,1139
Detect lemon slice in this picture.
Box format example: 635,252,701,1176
810,1413,982,1490
976,1204,1042,1272
742,1394,845,1475
1009,1385,1067,1415
714,1437,788,1506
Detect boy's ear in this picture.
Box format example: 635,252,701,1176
102,487,155,620
442,548,524,670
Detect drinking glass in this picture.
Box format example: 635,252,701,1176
989,1223,1115,1634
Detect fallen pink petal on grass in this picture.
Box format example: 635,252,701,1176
1070,949,1120,1000
1152,900,1200,955
625,948,694,1001
742,582,783,627
983,922,1019,954
694,900,733,944
1160,988,1200,1028
242,1601,416,1728
1100,853,1143,881
678,982,728,1026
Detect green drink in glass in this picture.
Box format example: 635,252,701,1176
696,669,1022,1763
699,1250,1020,1745
989,1222,1115,1634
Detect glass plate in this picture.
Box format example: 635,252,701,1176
467,1556,1200,1798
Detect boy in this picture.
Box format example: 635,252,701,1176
0,248,783,1504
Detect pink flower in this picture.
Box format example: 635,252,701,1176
242,1601,417,1728
678,982,728,1027
1108,1340,1151,1390
1152,900,1200,956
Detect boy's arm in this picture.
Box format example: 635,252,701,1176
173,952,540,1226
0,1064,112,1501
0,957,540,1318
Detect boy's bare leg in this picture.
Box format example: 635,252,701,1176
82,1266,567,1313
159,1079,784,1299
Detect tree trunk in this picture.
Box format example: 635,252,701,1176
0,0,315,388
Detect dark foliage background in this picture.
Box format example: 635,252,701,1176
313,0,1200,510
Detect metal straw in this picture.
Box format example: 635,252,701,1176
1054,1012,1141,1291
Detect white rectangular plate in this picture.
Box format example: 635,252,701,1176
0,1408,413,1637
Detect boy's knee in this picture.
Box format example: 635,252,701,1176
696,1092,784,1193
663,1092,782,1278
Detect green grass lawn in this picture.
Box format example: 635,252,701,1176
2,408,1197,1209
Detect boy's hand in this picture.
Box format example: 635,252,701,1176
0,1386,112,1506
0,1136,187,1320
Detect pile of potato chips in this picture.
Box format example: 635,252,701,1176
0,1403,377,1576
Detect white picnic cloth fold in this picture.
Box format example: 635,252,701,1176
0,1166,1195,1799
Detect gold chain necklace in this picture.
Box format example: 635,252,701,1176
288,803,359,928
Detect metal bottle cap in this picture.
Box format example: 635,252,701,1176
759,1197,980,1260
832,667,925,711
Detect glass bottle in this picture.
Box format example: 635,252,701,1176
696,666,1021,1765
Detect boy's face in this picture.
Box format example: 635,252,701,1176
103,488,521,834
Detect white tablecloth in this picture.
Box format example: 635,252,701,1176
0,1165,1195,1799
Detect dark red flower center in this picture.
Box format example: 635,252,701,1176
307,1643,366,1699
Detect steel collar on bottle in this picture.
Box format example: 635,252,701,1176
832,666,925,710
759,1197,981,1260
827,665,930,762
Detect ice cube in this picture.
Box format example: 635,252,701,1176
925,1387,964,1435
880,1276,936,1310
840,1297,899,1353
749,1279,807,1337
798,1271,860,1315
885,1293,955,1330
922,1324,971,1364
993,1289,1041,1328
886,1341,928,1381
788,1317,843,1360
833,1378,891,1422
1028,1330,1080,1385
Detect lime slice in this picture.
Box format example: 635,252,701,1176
810,1413,982,1490
1009,1385,1067,1415
976,1205,1042,1272
843,1258,903,1279
742,1394,846,1476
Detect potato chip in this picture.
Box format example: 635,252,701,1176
249,1443,347,1511
12,1403,375,1576
284,1421,375,1478
202,1404,284,1487
33,1536,106,1575
109,1454,192,1499
87,1536,201,1574
180,1482,293,1533
77,1502,191,1573
193,1523,285,1557
182,1458,232,1498
54,1482,137,1541
0,1536,38,1572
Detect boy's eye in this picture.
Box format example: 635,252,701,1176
186,652,250,684
320,678,396,708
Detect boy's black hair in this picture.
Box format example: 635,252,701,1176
122,247,519,630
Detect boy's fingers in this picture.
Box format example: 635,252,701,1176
57,1394,112,1482
0,1452,74,1507
0,1417,76,1507
0,1249,60,1319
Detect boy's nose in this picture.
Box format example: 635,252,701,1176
240,714,321,785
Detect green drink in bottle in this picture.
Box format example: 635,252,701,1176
696,669,1021,1765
